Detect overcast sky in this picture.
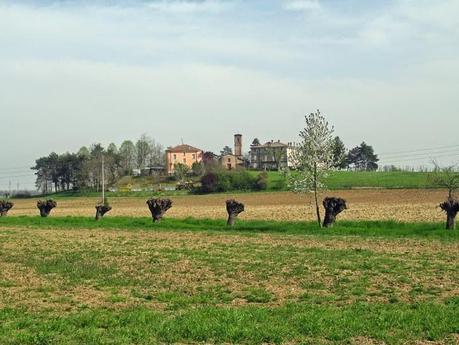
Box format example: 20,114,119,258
1,0,459,189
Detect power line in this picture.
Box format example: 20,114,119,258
0,174,35,180
379,144,459,156
381,149,459,160
382,152,459,164
0,166,32,172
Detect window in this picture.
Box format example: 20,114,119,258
173,154,176,160
183,158,186,163
192,154,196,160
228,158,231,162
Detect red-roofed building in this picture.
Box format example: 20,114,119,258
166,144,204,174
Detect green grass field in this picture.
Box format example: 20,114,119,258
253,170,434,191
0,217,458,344
41,170,435,199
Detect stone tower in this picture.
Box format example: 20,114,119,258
234,134,242,157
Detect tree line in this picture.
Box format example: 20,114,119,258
331,137,379,171
32,134,164,194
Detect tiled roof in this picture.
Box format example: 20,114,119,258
252,141,290,148
166,144,203,153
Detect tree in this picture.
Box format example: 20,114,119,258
136,134,152,169
174,163,189,181
251,138,261,146
77,146,90,158
267,144,286,171
347,142,379,171
146,198,172,222
429,164,459,230
107,143,118,155
191,161,204,176
322,197,347,227
331,136,347,169
202,151,218,172
289,110,334,227
147,139,164,167
119,140,137,174
226,199,245,226
220,146,233,156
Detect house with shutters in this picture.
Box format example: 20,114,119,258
249,140,296,170
165,144,203,175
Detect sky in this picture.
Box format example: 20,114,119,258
1,0,459,189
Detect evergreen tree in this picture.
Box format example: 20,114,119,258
347,142,379,171
331,136,347,169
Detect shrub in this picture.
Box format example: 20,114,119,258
229,170,256,190
255,172,268,190
199,170,257,193
200,172,218,193
215,172,232,192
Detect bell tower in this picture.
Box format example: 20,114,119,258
234,134,242,157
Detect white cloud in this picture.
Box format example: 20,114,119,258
146,0,231,13
283,0,320,11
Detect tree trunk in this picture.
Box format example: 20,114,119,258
322,197,347,228
446,212,456,230
313,163,322,227
0,200,13,217
146,198,172,223
226,199,245,226
440,197,459,230
95,205,112,221
37,200,57,217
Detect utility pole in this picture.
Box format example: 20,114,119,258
101,154,105,204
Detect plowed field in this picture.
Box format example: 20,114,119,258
8,189,447,222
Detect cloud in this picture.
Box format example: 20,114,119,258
283,0,320,11
146,0,232,13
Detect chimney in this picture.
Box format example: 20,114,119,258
234,134,242,157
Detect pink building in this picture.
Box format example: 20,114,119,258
166,144,203,175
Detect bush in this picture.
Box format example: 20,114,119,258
215,173,232,192
255,172,268,191
198,170,257,193
200,172,218,193
230,170,256,190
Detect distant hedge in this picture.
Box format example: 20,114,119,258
197,170,268,193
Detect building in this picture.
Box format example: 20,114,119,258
166,144,203,174
249,140,296,170
219,134,245,170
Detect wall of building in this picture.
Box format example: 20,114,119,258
166,150,203,174
220,154,242,170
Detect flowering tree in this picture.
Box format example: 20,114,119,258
289,110,334,227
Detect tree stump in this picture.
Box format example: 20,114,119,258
0,200,13,217
95,205,112,221
146,198,172,223
37,200,57,218
226,199,244,226
322,197,347,228
439,197,459,230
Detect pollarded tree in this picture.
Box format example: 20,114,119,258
289,109,334,227
429,164,459,230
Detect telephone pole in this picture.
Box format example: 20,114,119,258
101,154,105,204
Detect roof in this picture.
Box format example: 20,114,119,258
251,140,291,148
166,144,203,153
